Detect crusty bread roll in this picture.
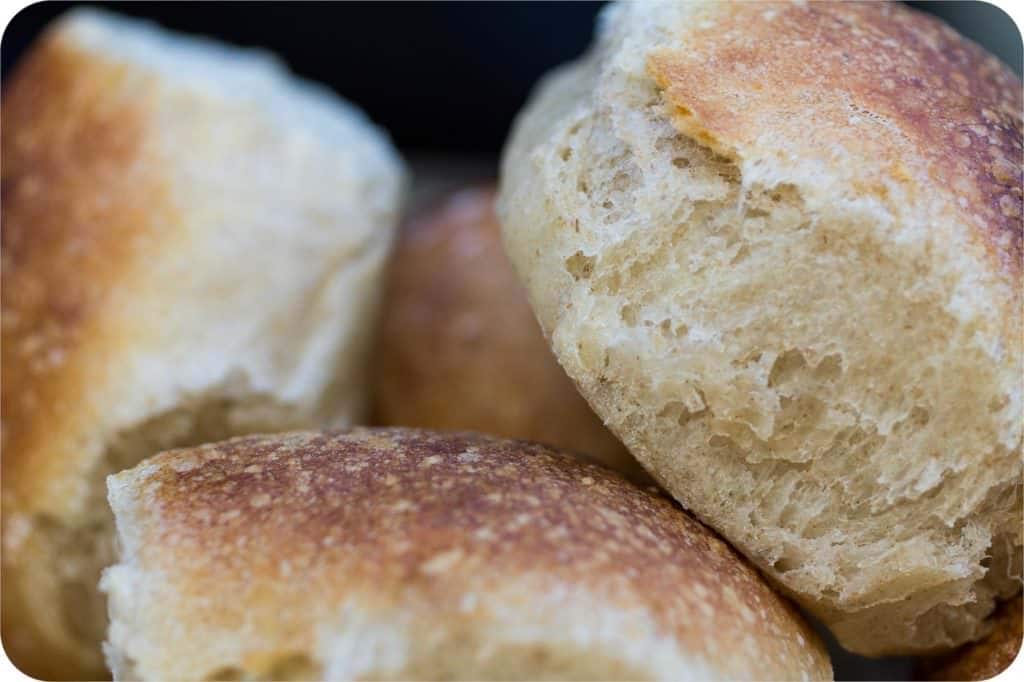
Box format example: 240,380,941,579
101,428,832,681
498,0,1022,656
1,10,404,679
918,594,1022,681
372,186,640,477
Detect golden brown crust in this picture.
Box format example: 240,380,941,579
118,428,830,679
919,594,1022,681
647,1,1022,282
1,30,168,506
372,186,638,476
1,29,167,680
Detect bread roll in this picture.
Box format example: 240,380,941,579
372,186,640,476
101,428,831,681
918,594,1022,681
498,0,1022,656
1,10,404,678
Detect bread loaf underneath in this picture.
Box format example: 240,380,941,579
918,594,1023,681
1,10,404,679
372,186,642,478
498,0,1022,656
101,428,832,681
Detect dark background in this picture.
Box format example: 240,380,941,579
2,4,1022,680
2,2,1021,158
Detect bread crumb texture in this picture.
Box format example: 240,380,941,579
102,429,831,681
497,0,1022,656
372,186,642,478
2,9,404,679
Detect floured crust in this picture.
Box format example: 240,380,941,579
646,1,1021,285
103,429,831,681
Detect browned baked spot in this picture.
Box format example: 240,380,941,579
647,2,1022,282
1,27,170,680
1,30,170,493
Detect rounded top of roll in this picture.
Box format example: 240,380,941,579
105,428,831,680
639,1,1021,280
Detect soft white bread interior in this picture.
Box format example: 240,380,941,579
101,428,832,681
498,0,1022,656
1,10,404,678
372,186,642,479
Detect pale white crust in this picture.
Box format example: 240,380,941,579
102,429,832,681
498,1,1022,656
1,10,405,678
